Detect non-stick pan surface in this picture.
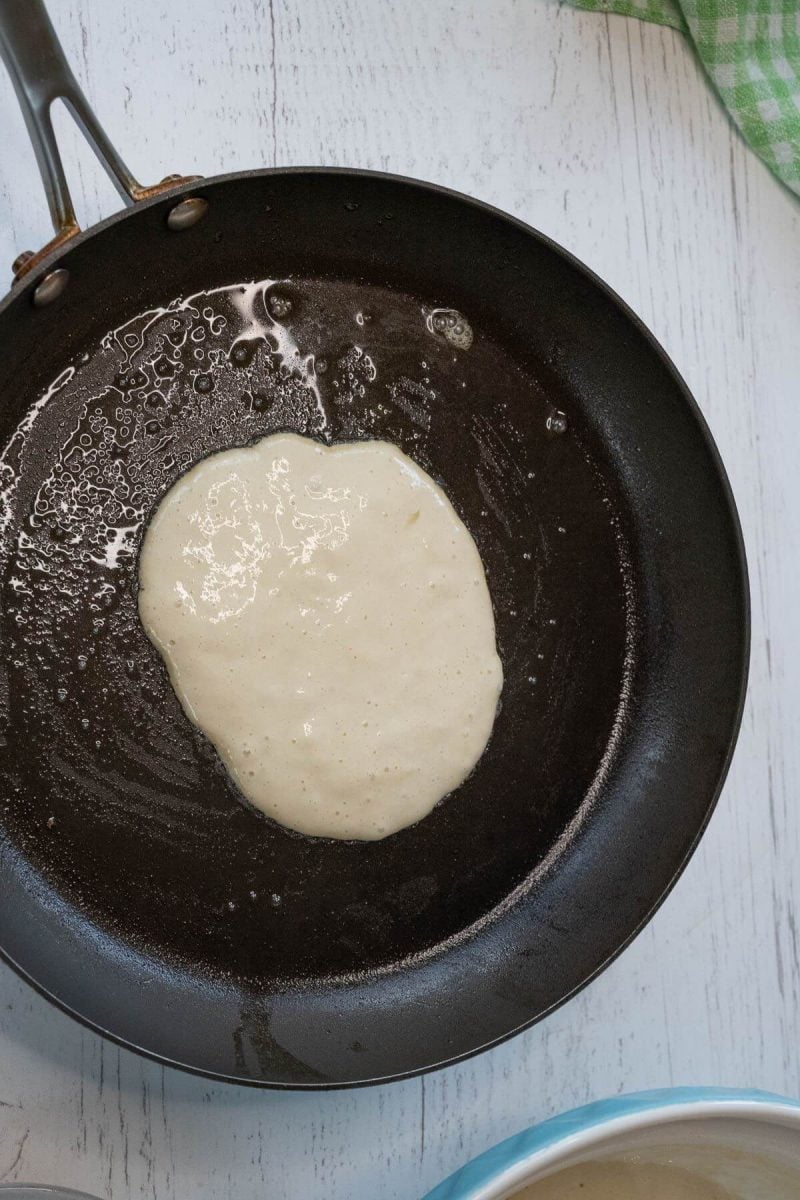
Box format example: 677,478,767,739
0,169,748,1087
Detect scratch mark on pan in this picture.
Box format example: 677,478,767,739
475,468,513,535
388,380,433,431
471,412,531,505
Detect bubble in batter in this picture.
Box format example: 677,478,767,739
137,433,503,839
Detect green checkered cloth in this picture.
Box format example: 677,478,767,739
571,0,800,196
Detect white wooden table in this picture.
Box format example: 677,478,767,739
0,2,798,1198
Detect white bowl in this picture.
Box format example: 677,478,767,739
423,1088,800,1199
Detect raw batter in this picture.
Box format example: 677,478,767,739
138,433,503,839
512,1159,736,1199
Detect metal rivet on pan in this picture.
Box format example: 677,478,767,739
32,269,70,307
166,197,209,231
12,250,34,276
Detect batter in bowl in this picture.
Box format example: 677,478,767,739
138,433,503,839
512,1159,736,1199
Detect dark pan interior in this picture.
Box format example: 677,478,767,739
0,170,748,1086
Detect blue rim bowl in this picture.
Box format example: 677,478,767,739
423,1087,800,1199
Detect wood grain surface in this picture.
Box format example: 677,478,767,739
0,2,799,1198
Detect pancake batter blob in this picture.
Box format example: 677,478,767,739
138,434,503,839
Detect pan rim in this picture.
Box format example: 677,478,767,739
0,165,750,1088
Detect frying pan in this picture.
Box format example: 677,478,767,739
0,0,748,1088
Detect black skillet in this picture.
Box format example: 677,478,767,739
0,0,748,1088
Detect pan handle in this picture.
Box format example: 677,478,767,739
0,0,203,286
